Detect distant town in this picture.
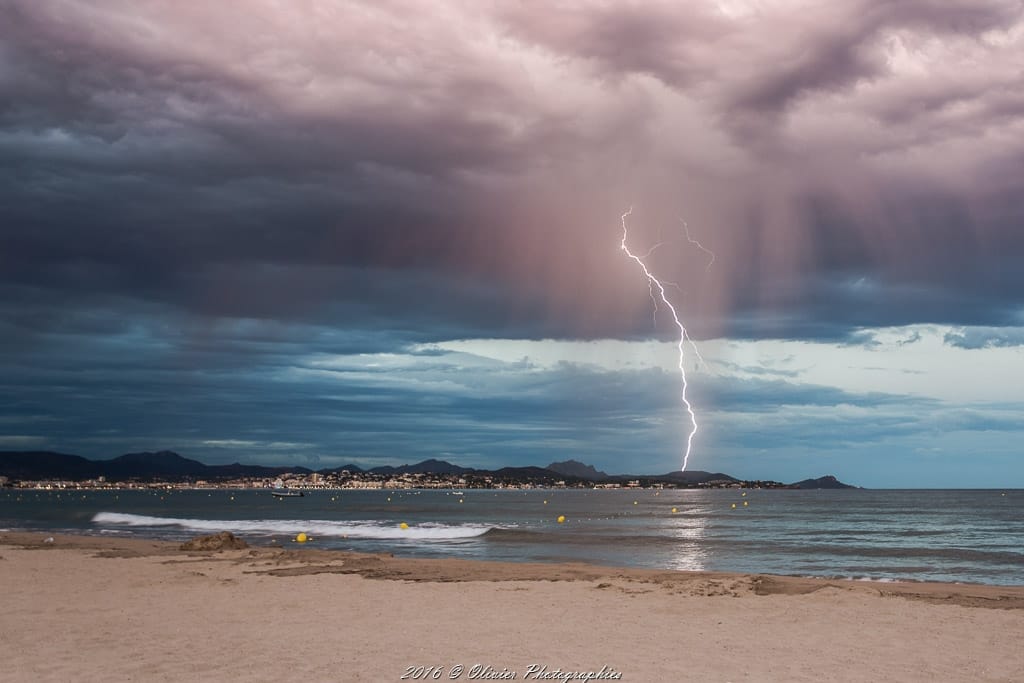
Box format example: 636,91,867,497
0,469,798,491
0,450,856,491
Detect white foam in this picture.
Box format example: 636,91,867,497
92,511,493,540
805,574,905,584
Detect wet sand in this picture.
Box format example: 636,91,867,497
2,531,1023,681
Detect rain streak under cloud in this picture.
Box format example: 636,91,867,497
2,0,1024,486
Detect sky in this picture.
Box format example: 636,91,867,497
2,0,1023,487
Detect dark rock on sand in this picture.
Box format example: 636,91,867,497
179,531,248,551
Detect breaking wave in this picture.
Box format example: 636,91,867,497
92,512,494,540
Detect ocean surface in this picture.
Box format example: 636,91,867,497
2,487,1022,586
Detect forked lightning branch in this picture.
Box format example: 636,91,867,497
619,208,710,472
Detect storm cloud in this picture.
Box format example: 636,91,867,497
3,1,1023,482
3,0,1023,340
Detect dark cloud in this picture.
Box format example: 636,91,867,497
2,1,1024,480
0,323,985,476
3,1,1024,344
727,0,1022,114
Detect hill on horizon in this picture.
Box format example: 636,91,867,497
789,475,858,490
547,459,609,480
0,450,858,488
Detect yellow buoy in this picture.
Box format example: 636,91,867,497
543,500,548,505
387,497,391,502
743,501,748,507
295,532,308,543
399,522,409,530
633,501,638,505
557,515,566,523
459,499,464,503
741,492,747,497
671,507,678,513
731,503,736,509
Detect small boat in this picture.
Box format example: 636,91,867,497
271,489,304,498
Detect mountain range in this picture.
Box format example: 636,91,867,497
0,451,857,489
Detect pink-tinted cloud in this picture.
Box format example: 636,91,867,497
2,0,1023,342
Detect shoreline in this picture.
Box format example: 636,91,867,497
4,530,1024,605
7,488,1021,588
3,531,1024,681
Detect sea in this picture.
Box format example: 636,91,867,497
2,487,1022,586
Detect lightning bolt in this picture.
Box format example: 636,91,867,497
620,208,699,472
682,219,715,272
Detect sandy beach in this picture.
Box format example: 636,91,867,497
2,532,1023,682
